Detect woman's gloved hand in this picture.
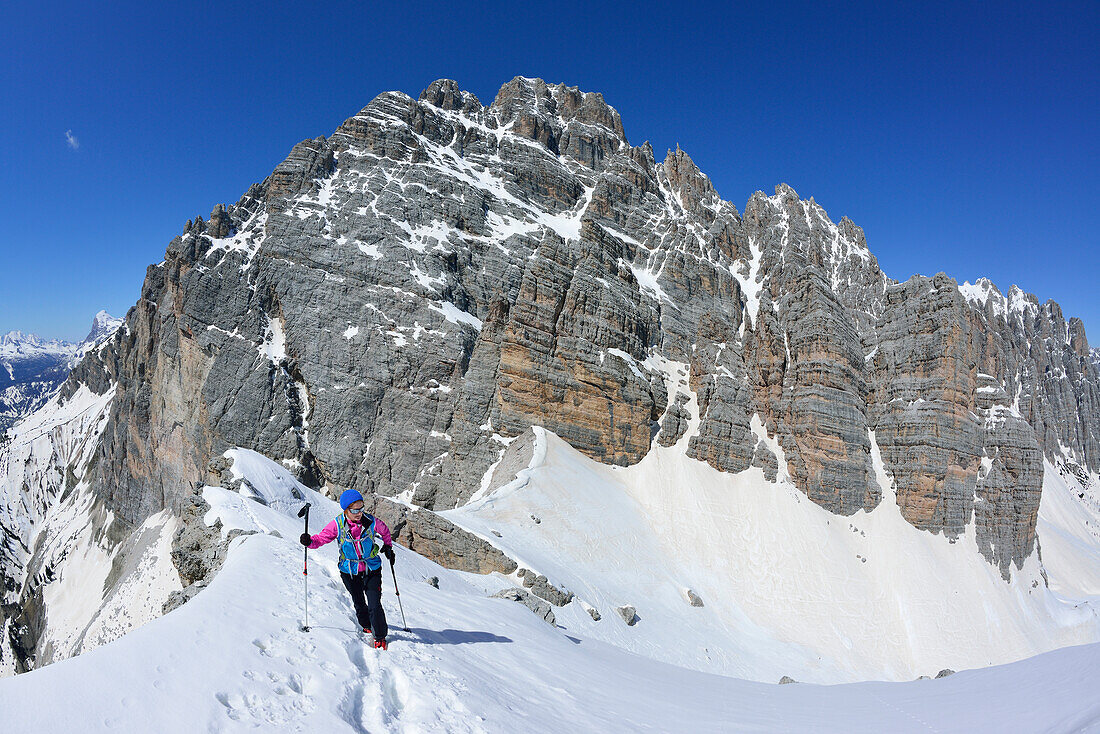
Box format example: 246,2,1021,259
382,544,395,564
299,533,311,547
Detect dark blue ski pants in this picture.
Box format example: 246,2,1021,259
341,567,388,640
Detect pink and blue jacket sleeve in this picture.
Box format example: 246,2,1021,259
374,517,393,546
307,519,338,549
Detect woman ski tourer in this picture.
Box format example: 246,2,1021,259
300,489,395,649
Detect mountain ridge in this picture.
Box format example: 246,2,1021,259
0,311,121,432
2,76,1098,675
57,74,1100,557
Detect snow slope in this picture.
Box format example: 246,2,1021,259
1037,461,1100,600
0,380,179,675
444,427,1100,684
1,448,1098,733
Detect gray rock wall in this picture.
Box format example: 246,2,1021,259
22,76,1099,586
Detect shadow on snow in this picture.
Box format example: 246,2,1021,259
404,628,513,645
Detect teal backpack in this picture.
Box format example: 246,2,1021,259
336,513,382,574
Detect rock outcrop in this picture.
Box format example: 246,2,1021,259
492,586,555,624
517,569,574,606
367,498,517,576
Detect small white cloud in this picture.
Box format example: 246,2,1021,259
65,130,79,150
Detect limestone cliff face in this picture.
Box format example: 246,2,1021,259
17,77,1100,586
869,275,982,537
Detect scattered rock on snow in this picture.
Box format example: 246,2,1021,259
616,605,638,626
520,571,574,606
492,587,555,625
371,497,518,575
936,669,956,678
683,588,704,607
226,528,259,544
779,676,797,685
425,576,439,588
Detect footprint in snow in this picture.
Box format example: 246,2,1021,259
336,681,371,734
354,667,404,732
394,659,475,726
217,673,316,726
378,666,408,716
343,637,371,673
336,639,413,731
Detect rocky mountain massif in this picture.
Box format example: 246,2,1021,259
0,312,121,431
2,77,1098,673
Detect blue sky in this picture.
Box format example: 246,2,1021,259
1,0,1097,342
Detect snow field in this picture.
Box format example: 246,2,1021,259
2,448,1099,732
445,428,1100,683
0,382,161,669
1037,461,1100,599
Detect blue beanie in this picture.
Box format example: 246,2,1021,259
339,489,364,510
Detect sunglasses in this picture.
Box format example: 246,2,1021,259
346,507,364,514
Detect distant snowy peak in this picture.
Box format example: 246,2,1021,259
0,310,122,364
0,331,78,361
0,311,121,431
958,277,1039,323
83,311,123,347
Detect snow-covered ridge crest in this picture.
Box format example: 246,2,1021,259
958,276,1039,322
1,311,122,362
0,331,78,360
2,445,1100,732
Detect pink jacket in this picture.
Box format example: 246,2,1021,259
308,514,393,550
308,513,393,574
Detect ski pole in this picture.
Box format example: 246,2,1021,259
297,502,311,631
389,557,409,632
